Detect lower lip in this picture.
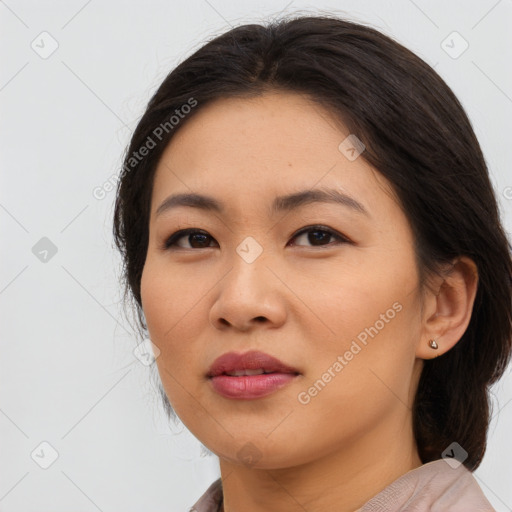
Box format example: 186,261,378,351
209,373,298,399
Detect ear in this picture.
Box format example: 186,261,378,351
416,256,479,360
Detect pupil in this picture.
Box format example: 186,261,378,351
190,233,209,248
309,230,329,245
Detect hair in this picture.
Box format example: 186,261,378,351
113,13,512,471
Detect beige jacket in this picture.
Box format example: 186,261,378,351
189,458,495,511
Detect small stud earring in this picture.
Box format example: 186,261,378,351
429,339,439,350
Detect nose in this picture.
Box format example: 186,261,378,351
209,255,287,332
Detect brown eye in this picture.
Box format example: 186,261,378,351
290,226,350,247
164,229,217,249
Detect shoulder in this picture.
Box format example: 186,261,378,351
361,459,495,512
189,478,223,512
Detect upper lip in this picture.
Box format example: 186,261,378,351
207,350,300,377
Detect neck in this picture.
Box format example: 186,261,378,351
218,415,422,512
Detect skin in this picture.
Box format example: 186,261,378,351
140,91,478,512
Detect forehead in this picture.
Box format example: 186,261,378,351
164,90,347,158
151,91,397,217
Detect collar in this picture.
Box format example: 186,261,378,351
190,458,494,512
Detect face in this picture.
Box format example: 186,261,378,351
140,91,425,469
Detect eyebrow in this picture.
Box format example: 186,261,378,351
155,187,369,218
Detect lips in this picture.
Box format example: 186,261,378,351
207,350,300,378
207,350,300,400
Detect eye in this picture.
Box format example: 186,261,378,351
162,225,350,250
163,228,217,250
288,225,350,247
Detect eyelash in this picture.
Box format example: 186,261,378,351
162,225,351,250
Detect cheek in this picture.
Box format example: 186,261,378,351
140,259,212,382
141,263,183,368
141,263,206,419
141,258,202,336
299,260,421,402
298,266,408,344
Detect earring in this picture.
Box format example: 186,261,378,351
429,339,439,350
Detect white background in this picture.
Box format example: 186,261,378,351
1,0,511,510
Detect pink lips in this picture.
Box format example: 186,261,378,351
207,350,300,400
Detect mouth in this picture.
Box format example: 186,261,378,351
220,368,287,376
207,349,300,377
207,350,300,400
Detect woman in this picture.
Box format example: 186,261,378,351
113,14,511,511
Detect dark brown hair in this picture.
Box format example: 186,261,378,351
113,14,512,471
